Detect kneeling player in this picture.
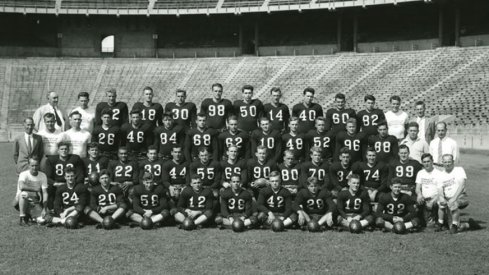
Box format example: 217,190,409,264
127,172,171,228
174,175,214,228
375,178,419,233
295,176,335,230
216,174,257,229
336,174,374,231
85,169,127,228
257,171,297,228
49,167,88,226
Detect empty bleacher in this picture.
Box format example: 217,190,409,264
61,0,148,9
154,0,218,9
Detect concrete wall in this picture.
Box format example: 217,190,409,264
157,47,240,58
357,39,439,53
258,44,338,56
460,35,489,47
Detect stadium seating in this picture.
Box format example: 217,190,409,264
0,0,55,8
61,0,148,9
154,0,219,10
221,0,265,8
2,46,489,134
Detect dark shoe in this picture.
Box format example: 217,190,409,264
449,224,458,234
468,218,482,230
434,222,443,232
129,222,139,228
19,217,29,226
95,223,103,229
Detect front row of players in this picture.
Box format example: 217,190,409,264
17,154,480,233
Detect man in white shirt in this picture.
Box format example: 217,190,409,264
409,101,437,143
400,122,429,163
33,91,66,133
429,122,459,165
62,111,91,158
384,95,409,141
70,92,95,133
38,113,64,157
415,153,443,227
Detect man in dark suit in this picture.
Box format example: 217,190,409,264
13,117,44,174
409,101,437,144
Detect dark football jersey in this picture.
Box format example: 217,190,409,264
89,184,125,209
120,123,153,154
91,125,122,154
329,162,353,191
257,186,292,216
278,163,301,191
132,184,170,214
44,154,85,184
305,129,335,161
356,109,386,137
335,131,367,163
95,101,129,127
153,125,185,159
200,98,233,130
82,156,110,176
377,193,416,222
246,159,278,186
292,103,324,134
107,160,139,184
351,161,389,190
177,187,213,211
337,189,371,218
184,128,219,161
250,129,282,163
161,160,189,188
368,135,399,164
54,183,88,214
164,102,197,130
218,130,250,160
388,159,423,191
325,107,356,134
295,188,334,215
131,102,164,130
220,159,247,184
300,161,330,188
220,188,253,217
233,99,264,132
138,159,165,185
189,160,221,189
264,102,290,133
282,133,306,160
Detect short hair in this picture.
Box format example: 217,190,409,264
198,146,210,154
390,95,401,102
143,86,153,93
289,116,299,123
378,122,388,129
242,85,254,92
421,153,433,161
147,145,157,152
197,112,207,119
57,141,70,149
106,88,117,95
101,108,113,116
212,83,223,90
99,169,110,178
176,89,186,96
87,142,99,150
78,92,89,99
310,146,323,155
270,87,281,94
190,174,202,182
64,166,75,175
259,117,270,124
142,171,154,181
130,109,141,116
346,117,357,125
307,176,318,186
365,147,376,155
230,173,241,181
227,115,238,122
118,146,128,152
256,145,267,153
43,113,55,120
415,101,425,107
162,112,172,119
269,171,281,179
347,173,361,181
407,121,419,130
227,144,239,151
335,93,346,101
315,117,326,124
172,145,182,152
24,117,34,123
283,150,295,158
364,94,376,102
28,156,40,163
399,144,410,152
339,147,351,156
303,87,315,95
442,154,454,162
391,177,402,185
436,121,447,129
69,111,82,118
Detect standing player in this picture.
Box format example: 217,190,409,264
329,148,353,197
153,112,185,161
292,87,323,134
356,95,385,137
62,111,91,158
94,89,129,127
295,176,336,229
388,145,423,197
38,113,64,157
137,146,165,186
325,93,356,135
218,115,250,160
82,142,109,178
247,146,278,191
165,89,197,131
334,118,367,163
233,85,264,133
282,117,306,162
107,147,139,197
174,176,214,228
400,122,429,164
263,87,290,133
91,108,122,160
305,117,334,163
184,113,219,161
336,174,374,232
300,147,330,188
384,95,409,141
250,117,282,163
200,83,233,131
162,146,189,200
278,150,302,196
352,148,389,202
220,145,247,188
189,147,221,198
368,122,399,164
131,86,164,131
70,92,95,133
415,153,443,226
120,109,153,161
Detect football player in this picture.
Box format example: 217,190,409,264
334,118,367,163
120,109,153,161
107,147,139,198
250,117,282,163
165,89,197,130
356,94,385,137
82,142,109,179
184,113,219,161
300,147,330,188
200,83,233,131
85,169,127,228
220,145,247,188
218,115,250,160
247,146,278,192
351,148,389,202
375,177,419,232
174,175,214,228
233,85,264,133
368,122,399,164
257,171,297,228
305,117,334,162
384,95,409,141
325,93,356,135
415,153,443,227
278,150,301,196
91,108,122,160
282,117,306,162
131,86,164,131
189,147,221,198
292,87,323,134
62,111,91,158
137,145,165,186
388,144,422,197
263,87,290,133
94,88,129,127
329,147,353,197
38,113,64,157
70,92,95,133
336,174,374,231
161,145,189,200
153,112,185,161
295,176,335,229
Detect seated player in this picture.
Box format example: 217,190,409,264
127,172,171,228
336,174,374,231
218,115,250,160
220,145,247,189
49,167,88,227
415,153,443,227
250,117,282,163
162,145,189,200
334,118,366,163
295,176,335,230
388,144,422,197
305,117,334,163
91,108,122,160
189,146,221,198
216,174,257,229
247,146,278,191
138,145,165,186
351,148,389,202
300,146,330,188
85,169,127,228
107,147,139,198
257,171,297,228
174,175,214,229
282,117,306,162
329,147,353,197
153,112,184,161
375,177,419,232
15,157,48,226
82,142,109,180
184,113,219,161
368,122,399,164
437,154,480,233
278,150,301,196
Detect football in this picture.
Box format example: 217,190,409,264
64,216,78,229
271,219,285,232
253,178,268,188
140,217,153,230
393,222,407,234
307,220,321,232
88,172,99,187
232,219,245,233
182,218,195,231
349,220,363,234
102,216,115,230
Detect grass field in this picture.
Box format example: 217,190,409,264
0,142,488,274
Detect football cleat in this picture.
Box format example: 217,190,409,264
468,218,482,230
140,217,153,230
449,224,458,234
232,219,245,233
271,219,285,232
349,220,362,234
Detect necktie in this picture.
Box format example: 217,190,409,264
53,106,62,127
27,135,32,155
438,138,443,163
